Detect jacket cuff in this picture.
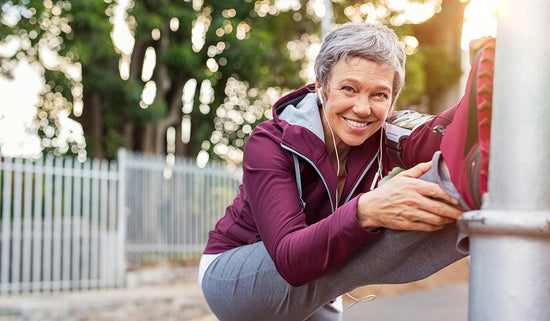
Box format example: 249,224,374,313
338,195,381,247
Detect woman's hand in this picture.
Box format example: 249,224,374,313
357,162,464,232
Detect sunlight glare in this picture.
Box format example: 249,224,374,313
110,0,134,56
196,150,209,168
111,24,134,56
181,116,191,144
141,46,156,82
199,79,214,106
169,17,180,32
182,78,197,114
151,28,161,41
311,0,326,18
461,0,498,50
166,126,176,155
140,80,157,108
192,14,211,52
0,60,42,157
236,22,250,40
206,58,218,72
119,56,130,80
193,0,203,11
275,0,301,11
388,0,438,25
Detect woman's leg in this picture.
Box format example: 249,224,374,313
390,38,495,210
201,153,468,321
439,38,495,209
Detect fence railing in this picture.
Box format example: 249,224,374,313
0,156,124,295
122,150,241,268
0,150,241,294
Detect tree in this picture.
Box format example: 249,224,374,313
1,0,312,162
1,0,466,163
412,0,469,113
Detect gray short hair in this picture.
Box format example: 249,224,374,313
314,23,406,106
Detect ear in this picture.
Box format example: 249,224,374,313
315,80,324,105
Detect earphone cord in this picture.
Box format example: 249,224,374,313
377,126,383,178
344,285,384,308
319,90,341,208
322,103,341,178
370,127,384,191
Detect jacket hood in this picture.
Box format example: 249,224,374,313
271,84,329,163
278,92,324,141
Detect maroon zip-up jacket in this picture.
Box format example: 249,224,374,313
203,84,457,286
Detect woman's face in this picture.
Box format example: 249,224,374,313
318,57,394,150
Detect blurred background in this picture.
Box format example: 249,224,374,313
0,0,497,165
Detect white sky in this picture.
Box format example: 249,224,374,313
0,60,42,157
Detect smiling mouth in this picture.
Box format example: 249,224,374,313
344,118,373,128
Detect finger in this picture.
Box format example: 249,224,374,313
410,180,461,206
415,204,462,223
398,161,432,179
393,204,458,225
392,220,446,232
414,190,464,219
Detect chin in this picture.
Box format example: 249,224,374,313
344,135,373,147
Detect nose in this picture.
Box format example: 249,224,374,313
353,95,371,116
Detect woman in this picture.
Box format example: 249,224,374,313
199,22,493,321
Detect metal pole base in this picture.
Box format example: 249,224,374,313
459,210,550,321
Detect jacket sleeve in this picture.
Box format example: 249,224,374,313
242,128,378,286
399,103,459,168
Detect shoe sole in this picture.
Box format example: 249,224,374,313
474,39,495,201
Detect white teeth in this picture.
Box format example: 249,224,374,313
345,118,369,127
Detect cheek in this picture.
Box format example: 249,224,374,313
326,99,349,118
373,103,391,120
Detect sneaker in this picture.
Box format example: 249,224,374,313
440,38,495,209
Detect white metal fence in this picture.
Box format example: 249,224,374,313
0,150,241,294
0,155,124,295
122,150,241,268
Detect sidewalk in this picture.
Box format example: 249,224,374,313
343,283,467,321
0,266,215,321
0,259,469,321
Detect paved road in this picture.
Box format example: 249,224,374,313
0,266,468,321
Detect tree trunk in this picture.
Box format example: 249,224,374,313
141,124,156,154
413,0,469,114
80,92,104,158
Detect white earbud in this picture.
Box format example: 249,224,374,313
317,87,324,105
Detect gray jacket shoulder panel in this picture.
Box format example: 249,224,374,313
278,93,325,143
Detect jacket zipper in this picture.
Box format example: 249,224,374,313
343,155,378,204
281,144,336,212
281,144,379,212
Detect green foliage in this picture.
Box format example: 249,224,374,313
418,45,462,98
105,128,132,158
1,0,464,164
396,50,426,109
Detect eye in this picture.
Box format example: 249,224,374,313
341,86,355,93
373,92,389,100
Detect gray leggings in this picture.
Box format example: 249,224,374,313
201,152,470,321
